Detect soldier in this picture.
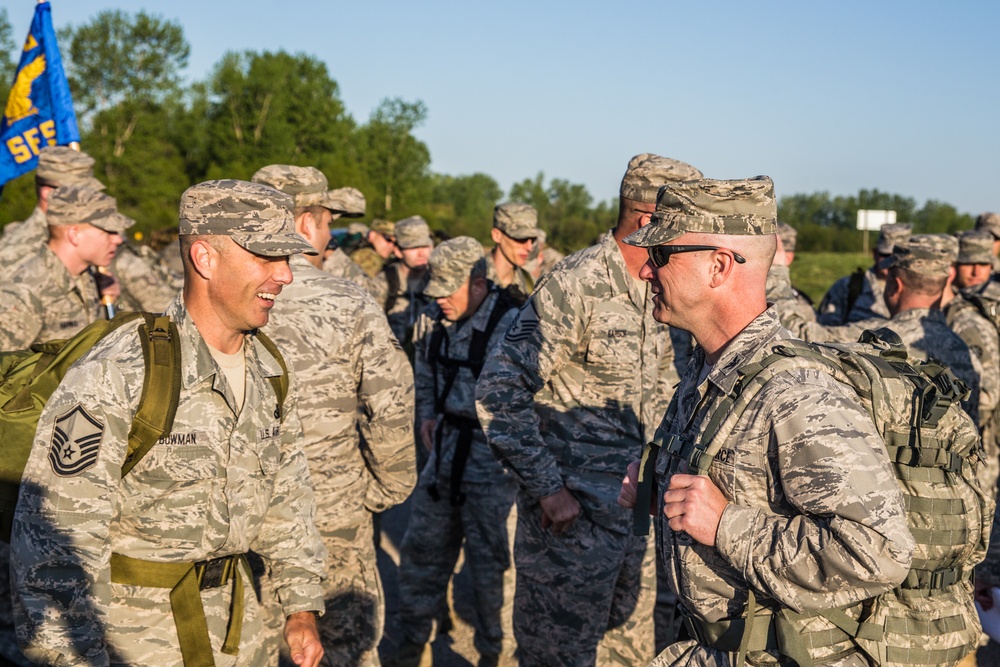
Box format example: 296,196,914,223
765,221,813,315
352,218,396,279
524,229,565,283
254,164,417,666
943,230,1000,491
0,146,101,269
110,241,180,313
10,180,327,666
816,222,911,324
774,234,983,424
0,183,131,349
617,175,913,666
385,216,434,351
389,237,519,667
475,153,702,667
974,212,1000,273
483,202,538,295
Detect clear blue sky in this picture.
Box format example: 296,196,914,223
13,1,1000,214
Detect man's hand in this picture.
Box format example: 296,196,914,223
285,611,323,667
662,474,729,546
539,486,580,535
617,460,640,509
419,419,437,452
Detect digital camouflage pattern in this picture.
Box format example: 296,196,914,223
945,292,1000,489
251,165,366,217
0,245,100,349
110,243,179,314
765,265,814,320
394,216,433,249
35,146,97,186
476,231,675,665
10,296,326,666
816,267,890,324
776,221,797,252
45,183,133,234
493,202,539,240
350,246,386,279
956,229,994,265
385,263,431,350
397,290,519,659
650,307,914,667
424,236,484,299
975,212,1000,240
0,206,47,269
323,245,375,285
262,255,416,666
624,176,778,248
874,223,912,255
178,180,316,257
619,154,703,203
876,233,956,277
482,249,533,295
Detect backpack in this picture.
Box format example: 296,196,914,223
0,311,288,542
634,328,993,667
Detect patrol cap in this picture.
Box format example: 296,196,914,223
619,154,703,204
877,234,957,278
975,212,1000,240
36,146,99,187
370,218,395,238
251,165,365,217
777,221,797,252
875,223,912,255
955,230,994,265
624,176,777,247
394,215,434,249
347,222,370,236
493,202,539,240
46,184,133,233
178,179,316,257
424,236,485,298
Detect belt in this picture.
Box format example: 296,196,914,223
110,552,250,667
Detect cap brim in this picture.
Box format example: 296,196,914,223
319,192,365,218
876,255,898,270
425,275,462,299
397,236,434,250
232,231,318,256
623,222,685,247
506,230,538,241
93,212,134,234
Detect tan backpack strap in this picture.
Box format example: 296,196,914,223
254,330,288,419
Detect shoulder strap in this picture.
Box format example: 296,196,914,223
253,330,289,419
467,291,518,378
845,267,867,317
122,315,180,477
384,264,400,313
965,292,1000,328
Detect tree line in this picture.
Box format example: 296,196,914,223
0,9,977,254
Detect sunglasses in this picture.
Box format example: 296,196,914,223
647,245,747,268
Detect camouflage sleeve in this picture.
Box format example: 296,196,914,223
0,285,44,349
952,313,998,428
114,249,176,313
11,354,136,666
714,370,914,612
354,297,417,512
475,274,581,500
413,310,437,426
252,379,327,616
816,276,850,326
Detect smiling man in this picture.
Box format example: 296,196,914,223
0,183,132,349
10,180,328,667
618,176,913,666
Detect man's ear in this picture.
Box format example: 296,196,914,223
188,239,218,280
491,228,504,245
708,250,739,288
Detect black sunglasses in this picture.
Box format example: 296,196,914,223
647,245,747,268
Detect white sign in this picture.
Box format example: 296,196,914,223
856,209,897,231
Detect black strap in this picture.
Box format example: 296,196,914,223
845,267,866,319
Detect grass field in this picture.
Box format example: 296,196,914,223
789,252,871,305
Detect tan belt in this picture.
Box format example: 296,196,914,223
110,552,250,667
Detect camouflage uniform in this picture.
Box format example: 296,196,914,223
397,238,520,661
766,223,813,317
0,147,102,269
385,217,434,350
0,185,132,349
482,250,533,296
648,309,914,667
10,295,326,666
111,243,179,313
484,202,538,295
323,246,373,285
620,176,913,667
974,212,1000,274
476,235,675,666
816,223,912,325
264,254,417,667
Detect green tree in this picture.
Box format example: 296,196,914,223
356,98,431,216
0,8,15,101
509,173,613,252
427,172,502,241
195,50,357,184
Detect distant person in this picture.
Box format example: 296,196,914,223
816,222,911,324
765,221,813,317
0,184,131,349
974,212,1000,273
352,218,397,278
384,216,434,352
524,229,565,282
483,202,538,295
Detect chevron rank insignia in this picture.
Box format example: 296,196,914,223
49,404,104,477
505,298,539,343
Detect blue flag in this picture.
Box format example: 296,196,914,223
0,1,80,188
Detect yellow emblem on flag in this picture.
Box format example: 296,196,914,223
23,34,38,51
4,55,46,124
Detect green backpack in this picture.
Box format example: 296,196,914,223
634,328,993,667
0,311,288,542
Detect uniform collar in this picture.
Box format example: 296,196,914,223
891,306,940,324
701,306,785,397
